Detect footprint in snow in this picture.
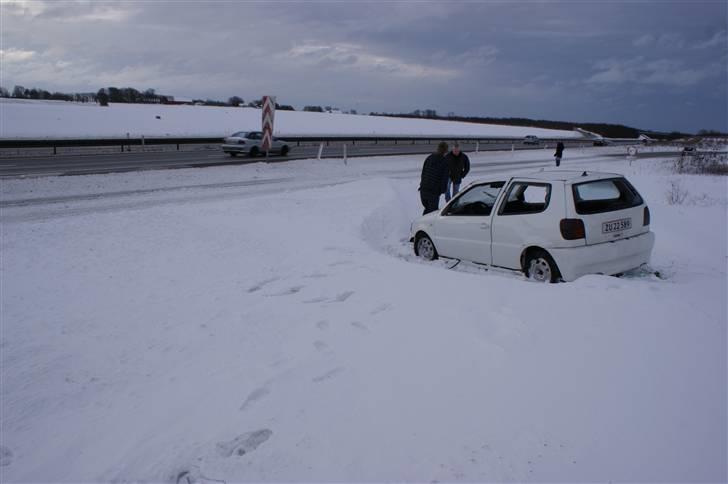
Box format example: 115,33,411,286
316,320,330,330
270,285,304,296
304,272,328,279
312,367,344,383
350,321,369,332
239,386,270,411
313,340,329,352
247,277,279,293
175,467,224,484
370,303,392,315
331,291,354,303
303,296,328,304
0,446,12,467
216,429,273,457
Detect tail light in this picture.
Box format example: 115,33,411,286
643,206,650,226
560,218,585,240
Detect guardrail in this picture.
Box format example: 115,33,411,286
0,135,600,156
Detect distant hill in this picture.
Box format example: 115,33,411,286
373,112,695,139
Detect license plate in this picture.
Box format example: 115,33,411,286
602,218,631,233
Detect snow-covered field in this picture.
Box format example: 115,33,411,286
1,148,725,482
0,98,583,140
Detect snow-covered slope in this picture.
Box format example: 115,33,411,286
1,149,725,482
0,98,584,140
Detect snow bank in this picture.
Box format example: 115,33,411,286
1,150,725,482
0,98,584,140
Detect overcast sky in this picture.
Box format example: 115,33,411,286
1,0,726,133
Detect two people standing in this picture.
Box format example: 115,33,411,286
418,141,470,215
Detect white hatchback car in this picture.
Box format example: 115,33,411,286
411,170,655,282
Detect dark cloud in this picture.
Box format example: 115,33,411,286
1,0,725,132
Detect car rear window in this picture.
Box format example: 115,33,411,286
572,178,643,214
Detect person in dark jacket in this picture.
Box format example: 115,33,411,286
419,141,449,215
554,141,565,167
444,142,470,202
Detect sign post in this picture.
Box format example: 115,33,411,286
261,96,276,160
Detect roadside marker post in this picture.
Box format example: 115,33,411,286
261,95,276,162
343,143,348,165
476,141,479,153
317,142,324,160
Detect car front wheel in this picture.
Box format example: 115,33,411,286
415,234,438,261
525,250,561,283
280,145,289,156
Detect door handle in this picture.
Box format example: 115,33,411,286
480,223,490,229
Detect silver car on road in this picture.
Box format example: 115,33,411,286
222,131,291,157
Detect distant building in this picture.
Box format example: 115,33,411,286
74,92,97,102
159,95,194,105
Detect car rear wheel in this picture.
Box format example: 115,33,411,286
228,152,237,157
415,234,438,261
280,145,289,156
249,146,259,157
525,250,560,283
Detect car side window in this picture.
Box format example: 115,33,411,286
499,182,551,215
248,132,260,140
445,182,505,216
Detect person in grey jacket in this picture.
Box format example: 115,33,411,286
444,142,470,202
419,141,449,215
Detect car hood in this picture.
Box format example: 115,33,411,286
414,211,440,224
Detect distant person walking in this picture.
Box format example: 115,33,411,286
419,141,449,215
445,142,470,202
554,141,565,167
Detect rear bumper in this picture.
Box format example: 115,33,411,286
550,231,655,281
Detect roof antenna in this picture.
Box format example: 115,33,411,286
582,171,588,176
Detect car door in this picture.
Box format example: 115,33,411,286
491,181,554,270
247,132,261,147
432,181,505,264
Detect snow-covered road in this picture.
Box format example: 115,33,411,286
1,148,725,482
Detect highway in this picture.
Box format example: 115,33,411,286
0,140,595,178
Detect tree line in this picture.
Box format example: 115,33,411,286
0,85,297,110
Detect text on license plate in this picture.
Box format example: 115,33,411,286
602,218,631,233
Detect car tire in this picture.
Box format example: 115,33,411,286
249,146,259,157
228,152,237,157
414,233,438,261
280,145,289,156
525,249,561,283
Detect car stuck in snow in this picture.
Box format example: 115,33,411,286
411,170,655,282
